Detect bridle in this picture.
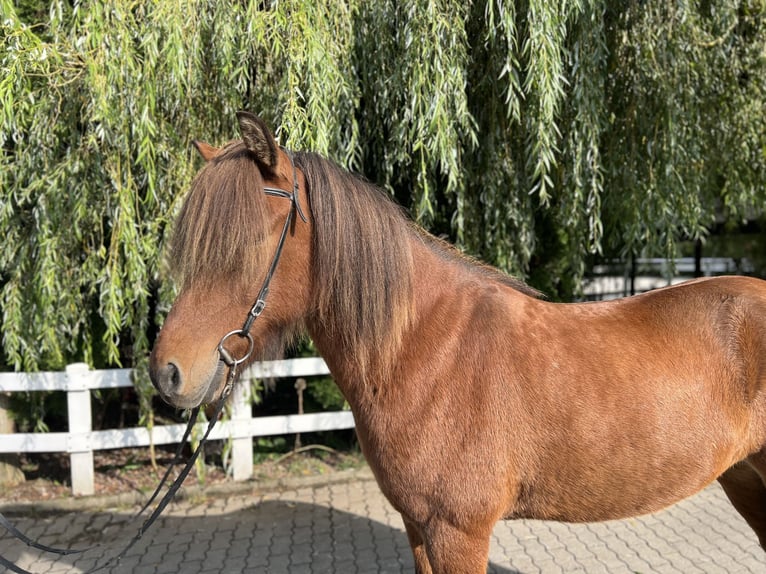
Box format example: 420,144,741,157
216,148,307,391
0,149,306,574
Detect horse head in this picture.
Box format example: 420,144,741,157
149,112,312,408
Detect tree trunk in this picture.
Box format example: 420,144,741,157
0,394,25,486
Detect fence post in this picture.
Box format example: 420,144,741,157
66,363,94,496
230,381,253,481
0,393,24,486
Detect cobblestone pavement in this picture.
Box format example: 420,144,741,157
1,469,764,573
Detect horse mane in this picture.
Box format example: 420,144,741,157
417,231,543,298
295,152,416,374
295,152,541,374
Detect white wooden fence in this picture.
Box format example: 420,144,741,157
583,256,755,301
0,359,355,496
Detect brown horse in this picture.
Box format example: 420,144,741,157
150,112,766,573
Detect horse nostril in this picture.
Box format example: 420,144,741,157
158,362,182,393
168,362,181,387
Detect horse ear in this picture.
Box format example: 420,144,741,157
236,111,278,169
192,140,219,162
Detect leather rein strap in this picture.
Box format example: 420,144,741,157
0,397,221,573
0,150,305,573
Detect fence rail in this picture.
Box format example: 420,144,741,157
583,256,755,301
0,359,355,496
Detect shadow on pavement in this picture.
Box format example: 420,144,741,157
0,500,521,573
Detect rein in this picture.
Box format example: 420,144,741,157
0,150,306,573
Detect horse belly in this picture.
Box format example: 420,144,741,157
509,465,715,523
508,412,750,523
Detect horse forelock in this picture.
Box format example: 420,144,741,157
295,152,416,376
169,142,272,290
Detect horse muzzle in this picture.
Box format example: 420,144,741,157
149,356,222,409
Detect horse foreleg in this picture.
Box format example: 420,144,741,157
403,517,433,574
718,451,766,550
421,519,491,574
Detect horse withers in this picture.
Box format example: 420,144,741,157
150,111,766,573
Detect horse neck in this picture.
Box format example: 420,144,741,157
305,237,464,409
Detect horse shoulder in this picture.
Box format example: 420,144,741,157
356,280,537,522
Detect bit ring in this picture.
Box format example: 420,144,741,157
217,330,254,368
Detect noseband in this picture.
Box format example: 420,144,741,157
216,149,307,390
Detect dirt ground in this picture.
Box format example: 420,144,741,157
1,445,365,504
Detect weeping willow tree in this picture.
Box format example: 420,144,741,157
1,0,765,381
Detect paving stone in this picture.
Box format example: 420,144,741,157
1,476,764,573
